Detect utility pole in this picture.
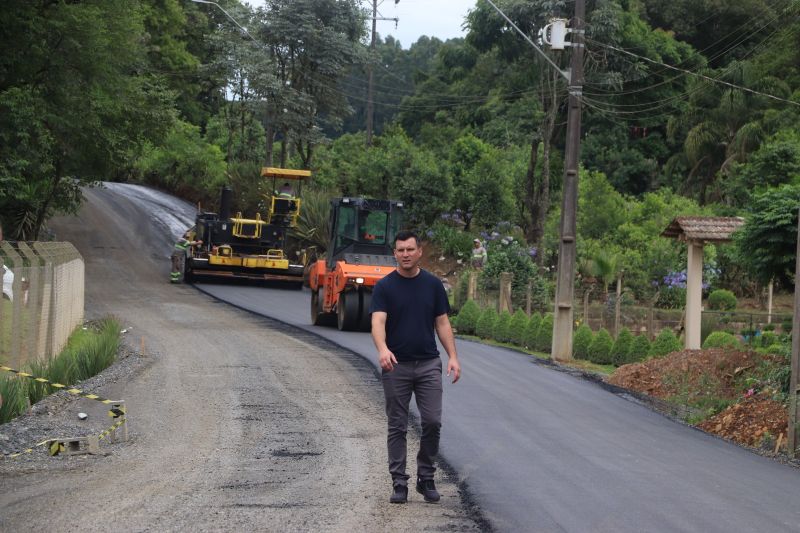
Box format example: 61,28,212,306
788,209,800,456
551,0,585,361
366,0,398,146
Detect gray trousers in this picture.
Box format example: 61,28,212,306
381,357,442,486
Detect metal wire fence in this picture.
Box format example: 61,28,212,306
454,272,788,342
0,241,84,369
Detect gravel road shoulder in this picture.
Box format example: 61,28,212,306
0,186,486,532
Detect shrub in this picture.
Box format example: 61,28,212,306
454,300,480,335
781,319,793,334
707,289,737,311
453,270,472,312
588,328,614,365
535,313,554,353
428,221,475,259
479,237,546,310
759,331,778,348
494,310,513,343
649,328,682,358
524,312,543,348
572,324,593,360
611,328,634,366
476,308,499,339
701,331,739,349
627,335,651,363
762,323,776,332
508,310,529,346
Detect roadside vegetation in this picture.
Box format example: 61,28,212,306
2,1,799,449
0,318,121,424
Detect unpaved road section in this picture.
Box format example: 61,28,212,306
0,185,484,532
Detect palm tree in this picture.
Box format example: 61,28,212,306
666,61,788,203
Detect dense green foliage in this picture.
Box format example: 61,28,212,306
611,328,635,366
493,310,513,343
707,289,737,311
0,318,120,424
3,0,800,330
649,329,683,358
627,335,652,364
508,310,529,346
524,312,543,349
455,300,481,335
475,307,498,339
535,313,554,353
588,328,614,365
701,331,740,350
572,324,594,360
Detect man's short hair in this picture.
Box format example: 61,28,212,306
394,229,420,247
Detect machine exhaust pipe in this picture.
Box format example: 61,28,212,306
219,186,233,220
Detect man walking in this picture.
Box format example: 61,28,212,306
370,229,461,504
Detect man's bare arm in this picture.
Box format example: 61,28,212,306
435,314,461,383
371,311,397,371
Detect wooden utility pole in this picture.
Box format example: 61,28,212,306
551,0,586,361
788,210,800,456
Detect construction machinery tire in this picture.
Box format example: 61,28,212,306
337,291,359,331
311,288,335,327
358,291,372,332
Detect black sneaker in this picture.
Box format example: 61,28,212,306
390,484,408,504
416,478,440,503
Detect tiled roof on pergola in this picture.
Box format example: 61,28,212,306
661,216,745,243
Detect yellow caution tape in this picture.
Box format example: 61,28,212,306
0,365,120,404
98,418,127,442
3,439,51,459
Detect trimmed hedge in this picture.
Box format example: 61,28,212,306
509,310,529,346
476,308,499,339
535,313,554,353
707,289,737,311
701,331,739,349
627,335,651,363
455,300,481,335
524,312,543,348
649,328,682,358
588,328,614,364
573,324,593,360
611,327,634,366
494,310,513,343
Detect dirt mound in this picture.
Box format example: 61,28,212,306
608,348,760,401
697,394,787,449
609,348,789,451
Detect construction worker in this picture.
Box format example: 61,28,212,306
278,182,293,198
170,228,202,283
471,238,488,269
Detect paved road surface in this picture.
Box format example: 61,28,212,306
196,254,800,532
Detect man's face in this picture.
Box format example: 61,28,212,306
394,237,422,271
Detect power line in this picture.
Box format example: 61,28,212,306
586,38,800,108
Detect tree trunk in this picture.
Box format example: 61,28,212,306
524,137,540,244
265,122,275,167
529,69,560,264
280,128,289,168
33,159,63,241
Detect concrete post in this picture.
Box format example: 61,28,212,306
685,241,704,349
468,271,477,302
499,272,513,314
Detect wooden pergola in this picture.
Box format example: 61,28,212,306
661,216,744,349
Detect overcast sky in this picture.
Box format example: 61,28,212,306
244,0,477,49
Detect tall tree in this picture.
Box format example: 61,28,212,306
255,0,367,168
0,0,174,239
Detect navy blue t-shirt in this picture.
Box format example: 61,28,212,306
370,269,450,361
